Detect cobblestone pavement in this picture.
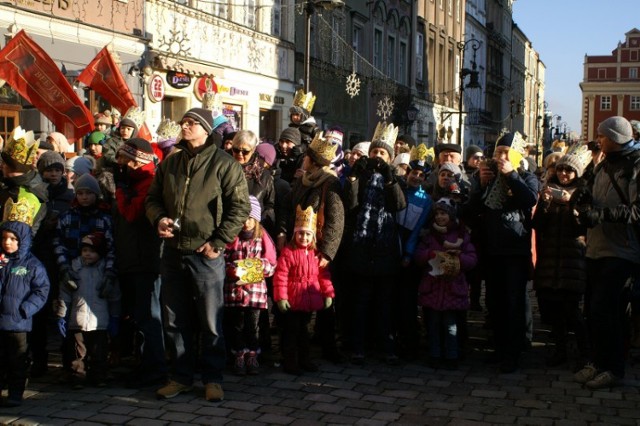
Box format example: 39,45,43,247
2,307,639,425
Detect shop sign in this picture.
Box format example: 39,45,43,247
194,76,218,101
148,75,165,102
259,93,285,104
166,71,191,89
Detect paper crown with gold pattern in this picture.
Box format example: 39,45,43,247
292,89,316,114
3,187,41,226
408,143,434,171
202,91,223,114
556,142,593,178
234,258,265,285
122,106,145,130
156,118,181,141
2,126,40,171
294,205,317,235
371,121,399,147
308,132,338,166
496,130,528,170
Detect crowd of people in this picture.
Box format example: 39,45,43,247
1,91,639,407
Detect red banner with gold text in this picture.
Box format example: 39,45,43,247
0,30,94,139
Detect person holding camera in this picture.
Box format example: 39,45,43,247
342,122,407,365
467,131,539,373
571,116,640,389
145,108,250,402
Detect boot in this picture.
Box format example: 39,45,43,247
233,350,247,376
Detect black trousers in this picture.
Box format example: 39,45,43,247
0,331,29,399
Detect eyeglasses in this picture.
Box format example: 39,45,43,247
179,119,201,127
472,154,484,160
232,147,253,155
556,165,575,173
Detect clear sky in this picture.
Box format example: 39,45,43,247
512,0,639,136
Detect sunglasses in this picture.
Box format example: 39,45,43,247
472,154,484,159
179,119,201,127
556,165,575,173
232,147,253,155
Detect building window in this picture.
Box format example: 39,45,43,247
213,0,228,18
416,33,424,81
331,14,343,66
598,68,606,79
448,0,452,15
631,96,640,110
352,25,362,73
457,0,461,22
439,0,443,10
271,0,281,37
399,40,407,85
374,28,383,71
631,50,639,61
600,95,611,110
387,35,396,79
630,68,638,79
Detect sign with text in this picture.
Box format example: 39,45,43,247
166,71,191,89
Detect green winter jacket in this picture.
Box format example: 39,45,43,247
145,138,250,252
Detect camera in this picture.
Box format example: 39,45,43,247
171,218,181,231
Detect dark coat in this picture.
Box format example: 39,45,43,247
242,155,276,234
0,221,50,332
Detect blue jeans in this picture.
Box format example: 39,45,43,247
426,309,458,359
122,272,166,375
586,257,635,378
161,247,226,385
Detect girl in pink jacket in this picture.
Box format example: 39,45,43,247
414,198,477,370
273,205,334,375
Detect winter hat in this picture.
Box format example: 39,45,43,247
37,151,65,174
182,108,214,134
325,127,344,147
94,113,112,126
38,139,55,151
249,195,261,222
47,132,70,153
118,138,155,165
438,162,462,177
119,118,138,131
396,134,416,148
87,131,106,145
392,152,410,167
465,144,483,161
597,116,633,145
435,143,462,157
255,142,276,166
66,156,95,176
433,197,457,219
352,142,371,156
74,173,101,197
81,232,106,256
279,127,301,146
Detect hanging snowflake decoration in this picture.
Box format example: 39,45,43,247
376,96,395,120
159,27,191,58
345,72,361,98
247,38,263,72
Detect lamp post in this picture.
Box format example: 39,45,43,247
304,0,345,92
457,37,482,145
406,103,419,134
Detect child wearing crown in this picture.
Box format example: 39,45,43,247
223,196,277,376
273,205,334,375
0,194,50,407
414,198,477,370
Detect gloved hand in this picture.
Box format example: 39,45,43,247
57,318,67,338
373,158,394,183
277,300,291,312
59,267,77,291
99,271,118,299
578,207,605,228
569,186,593,209
324,297,333,309
107,316,120,337
350,156,368,178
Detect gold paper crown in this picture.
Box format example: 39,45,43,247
292,89,316,113
234,258,265,284
294,204,317,235
3,188,41,226
123,106,145,129
371,121,399,148
563,142,593,171
409,143,434,166
156,118,181,140
3,126,40,169
308,132,338,166
202,91,223,112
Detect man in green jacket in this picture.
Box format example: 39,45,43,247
145,108,250,402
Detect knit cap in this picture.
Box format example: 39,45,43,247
81,231,106,256
597,116,633,145
465,144,483,161
279,127,301,146
118,138,155,165
119,118,138,132
352,142,371,156
66,156,95,176
433,197,457,219
438,162,462,177
87,131,106,145
255,143,276,166
47,132,70,152
182,108,214,134
396,134,416,148
94,113,112,126
74,173,101,197
392,152,410,167
249,195,261,222
37,150,65,173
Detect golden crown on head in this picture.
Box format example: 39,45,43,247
3,126,40,169
3,188,41,226
308,132,338,165
123,106,145,129
292,89,316,114
202,91,223,112
409,143,434,165
371,121,399,149
564,142,593,171
156,118,181,140
294,204,317,235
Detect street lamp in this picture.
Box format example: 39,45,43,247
457,36,482,145
304,0,345,92
406,103,419,133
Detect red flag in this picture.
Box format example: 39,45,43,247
0,30,94,139
77,46,137,116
